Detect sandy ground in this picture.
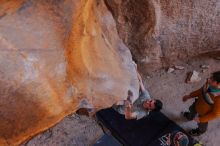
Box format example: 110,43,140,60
21,114,103,146
22,57,220,146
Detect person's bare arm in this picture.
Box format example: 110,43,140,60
124,100,136,119
182,88,202,102
137,72,146,92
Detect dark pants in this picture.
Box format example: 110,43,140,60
187,102,208,134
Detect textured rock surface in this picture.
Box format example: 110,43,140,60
105,0,220,71
0,0,219,145
0,0,138,145
21,114,103,146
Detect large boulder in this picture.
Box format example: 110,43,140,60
0,0,219,145
0,0,138,145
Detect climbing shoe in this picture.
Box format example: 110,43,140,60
189,129,202,136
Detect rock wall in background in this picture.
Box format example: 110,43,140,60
0,0,219,145
105,0,220,71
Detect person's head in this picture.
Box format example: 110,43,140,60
208,71,220,89
171,131,189,146
143,99,163,112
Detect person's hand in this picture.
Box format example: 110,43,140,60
193,116,200,122
124,100,132,109
182,95,191,102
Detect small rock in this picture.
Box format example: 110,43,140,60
200,65,210,69
186,71,201,83
117,15,125,24
201,69,206,73
167,67,175,73
174,65,184,70
146,76,151,79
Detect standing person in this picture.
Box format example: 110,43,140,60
182,71,220,136
113,72,163,120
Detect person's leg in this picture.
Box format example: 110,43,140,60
139,90,151,101
183,101,197,120
198,122,208,133
189,122,208,136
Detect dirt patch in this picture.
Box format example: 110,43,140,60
21,114,103,146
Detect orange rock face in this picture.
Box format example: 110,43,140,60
0,0,219,145
0,0,138,145
0,0,26,17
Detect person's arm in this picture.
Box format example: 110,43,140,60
137,72,145,92
189,88,202,98
137,72,151,100
182,88,202,102
124,100,137,119
198,98,220,123
187,82,208,101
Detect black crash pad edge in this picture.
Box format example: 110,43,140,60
96,108,195,146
